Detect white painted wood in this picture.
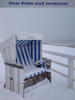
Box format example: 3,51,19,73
36,40,38,62
43,50,75,59
13,67,19,93
40,40,42,60
43,41,75,48
16,33,43,40
52,68,68,78
33,41,34,63
6,65,10,90
19,69,24,96
52,60,68,68
5,65,9,89
43,49,75,89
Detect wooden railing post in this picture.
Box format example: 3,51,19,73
68,58,74,88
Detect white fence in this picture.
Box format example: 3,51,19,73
43,43,75,89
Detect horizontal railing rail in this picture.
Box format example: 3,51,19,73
52,68,68,78
43,50,75,59
43,41,75,48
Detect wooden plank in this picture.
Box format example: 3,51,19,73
52,60,68,68
43,41,75,48
5,62,24,69
52,68,68,78
43,50,75,59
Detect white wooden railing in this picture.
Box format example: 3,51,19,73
43,44,75,89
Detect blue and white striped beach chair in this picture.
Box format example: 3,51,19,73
0,33,51,96
16,40,46,80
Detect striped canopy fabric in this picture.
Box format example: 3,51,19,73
16,40,47,79
16,40,42,67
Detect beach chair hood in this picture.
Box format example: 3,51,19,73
0,33,43,68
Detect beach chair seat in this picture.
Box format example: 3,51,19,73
24,67,46,80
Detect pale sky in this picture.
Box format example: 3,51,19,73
0,8,75,42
